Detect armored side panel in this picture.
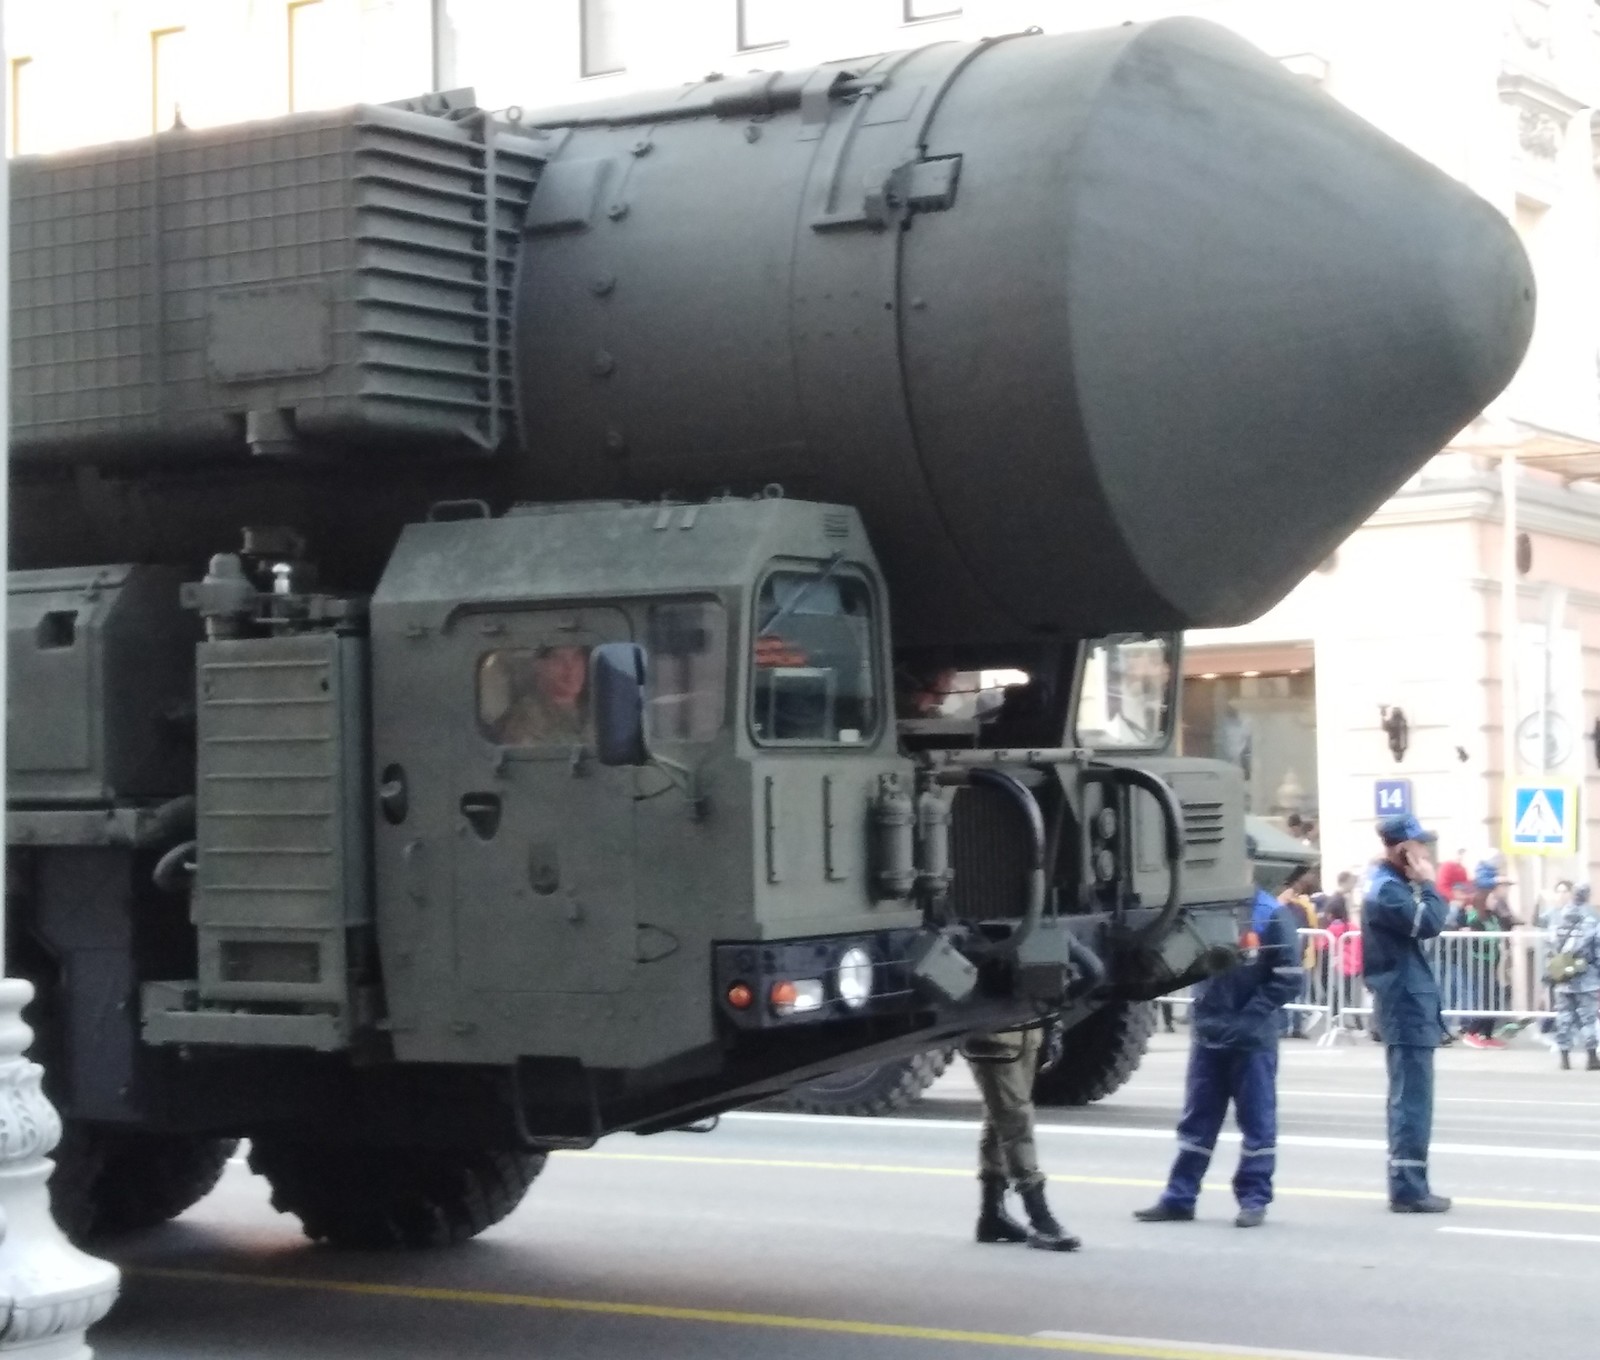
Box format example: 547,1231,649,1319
9,102,542,465
145,631,371,1051
5,565,194,804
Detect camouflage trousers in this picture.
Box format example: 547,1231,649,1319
966,1026,1044,1190
1553,990,1600,1052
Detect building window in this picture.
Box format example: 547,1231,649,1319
9,56,34,155
288,0,337,112
904,1,961,21
737,0,788,51
151,27,189,132
580,0,625,77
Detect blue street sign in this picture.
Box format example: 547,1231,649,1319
1507,783,1577,855
1374,779,1412,818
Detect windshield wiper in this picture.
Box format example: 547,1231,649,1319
757,551,845,637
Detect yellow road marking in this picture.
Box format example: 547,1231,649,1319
564,1150,1600,1215
127,1266,1376,1360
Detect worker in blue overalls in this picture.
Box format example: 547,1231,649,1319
1134,875,1304,1228
1363,813,1451,1212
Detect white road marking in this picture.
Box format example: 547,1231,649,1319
1008,1084,1600,1111
726,1111,1600,1163
1032,1333,1402,1360
1439,1226,1600,1246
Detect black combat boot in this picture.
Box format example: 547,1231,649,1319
1588,1048,1600,1072
1019,1182,1081,1252
976,1175,1029,1244
1560,1050,1572,1070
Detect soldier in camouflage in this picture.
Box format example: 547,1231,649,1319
1546,884,1600,1072
966,1027,1079,1251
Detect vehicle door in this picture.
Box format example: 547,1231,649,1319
453,604,636,997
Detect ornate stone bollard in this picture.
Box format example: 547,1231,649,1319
0,980,119,1357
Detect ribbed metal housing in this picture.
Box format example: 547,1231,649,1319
9,101,541,463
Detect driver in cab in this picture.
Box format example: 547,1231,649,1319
480,644,589,745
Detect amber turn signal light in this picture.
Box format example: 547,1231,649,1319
769,980,798,1008
726,982,754,1010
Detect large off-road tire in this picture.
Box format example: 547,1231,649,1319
774,1047,954,1117
47,1122,108,1243
248,1139,546,1249
1032,1001,1156,1107
49,1122,238,1240
95,1131,239,1235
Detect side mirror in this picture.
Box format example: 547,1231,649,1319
592,642,649,767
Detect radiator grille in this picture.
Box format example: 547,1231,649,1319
948,784,1034,920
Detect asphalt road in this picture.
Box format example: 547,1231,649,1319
95,1031,1600,1360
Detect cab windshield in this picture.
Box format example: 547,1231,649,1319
1074,634,1175,751
750,567,880,746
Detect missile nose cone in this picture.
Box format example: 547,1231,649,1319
1434,195,1536,408
902,17,1537,633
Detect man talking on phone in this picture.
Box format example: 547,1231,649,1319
1363,815,1451,1213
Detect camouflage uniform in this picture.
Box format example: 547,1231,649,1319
967,1026,1044,1189
1547,903,1600,1055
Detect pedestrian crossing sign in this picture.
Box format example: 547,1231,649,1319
1506,782,1578,856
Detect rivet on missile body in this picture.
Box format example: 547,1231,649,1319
744,124,762,143
593,349,616,377
607,201,630,221
591,273,616,297
631,139,653,156
605,428,629,457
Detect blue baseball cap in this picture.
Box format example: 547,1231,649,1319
1377,814,1435,845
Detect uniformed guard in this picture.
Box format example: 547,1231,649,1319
1133,883,1302,1227
1362,814,1451,1213
1546,883,1600,1071
967,1027,1080,1251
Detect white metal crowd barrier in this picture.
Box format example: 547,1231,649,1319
1155,928,1556,1045
1329,928,1555,1040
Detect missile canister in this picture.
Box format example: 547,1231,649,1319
7,19,1533,645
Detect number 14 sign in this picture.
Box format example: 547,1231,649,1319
1374,779,1412,818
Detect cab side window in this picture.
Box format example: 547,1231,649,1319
751,570,879,745
645,600,728,744
477,644,592,747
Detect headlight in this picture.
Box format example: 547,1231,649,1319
836,947,875,1010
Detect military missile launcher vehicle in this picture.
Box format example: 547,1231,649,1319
5,19,1531,1246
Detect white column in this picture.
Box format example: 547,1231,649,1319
1,4,123,1354
1499,450,1521,901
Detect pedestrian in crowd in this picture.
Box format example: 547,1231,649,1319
1134,881,1303,1228
966,1028,1080,1251
1436,849,1471,906
1325,899,1366,1031
1441,880,1474,1033
1312,871,1356,1012
1545,884,1600,1072
1277,866,1319,1039
1458,868,1508,1049
1363,814,1451,1214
